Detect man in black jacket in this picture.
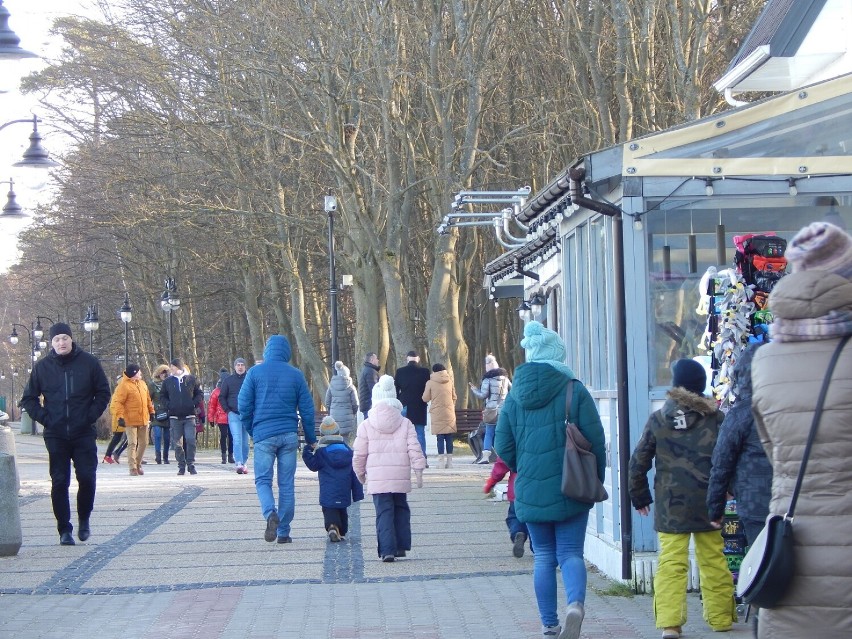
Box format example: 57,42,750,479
394,350,431,461
21,322,110,546
218,357,249,473
159,357,203,476
358,352,380,419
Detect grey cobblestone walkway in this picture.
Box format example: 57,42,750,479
0,429,752,638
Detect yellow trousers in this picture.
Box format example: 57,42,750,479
653,530,736,631
126,425,148,472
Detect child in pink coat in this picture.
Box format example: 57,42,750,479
353,375,426,562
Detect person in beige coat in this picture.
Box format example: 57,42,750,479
422,363,457,469
751,221,852,639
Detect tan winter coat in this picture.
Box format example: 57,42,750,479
422,370,457,435
751,271,852,638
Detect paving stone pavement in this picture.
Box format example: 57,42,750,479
0,428,753,639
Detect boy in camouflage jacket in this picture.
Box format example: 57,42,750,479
628,359,736,639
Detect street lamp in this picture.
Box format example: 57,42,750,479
119,292,132,365
529,291,546,320
32,315,54,342
324,194,339,370
0,1,37,60
0,115,59,169
160,277,180,362
83,304,99,353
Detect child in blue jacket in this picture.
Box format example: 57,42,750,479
302,415,364,541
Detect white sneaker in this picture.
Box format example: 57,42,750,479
542,625,561,637
560,602,584,639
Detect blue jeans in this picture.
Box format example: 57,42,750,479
483,423,496,451
170,418,196,468
436,434,454,454
253,432,299,538
152,425,171,462
228,411,250,466
526,511,590,628
413,424,426,457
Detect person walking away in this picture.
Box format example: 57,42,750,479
749,221,852,639
301,415,364,542
159,357,203,476
353,375,426,562
483,454,531,558
219,358,249,474
495,321,605,639
208,368,234,464
20,322,110,546
238,335,314,544
629,358,735,639
470,354,512,464
394,350,431,463
109,364,154,476
148,364,171,464
324,360,359,442
422,363,457,468
707,343,772,546
358,352,380,419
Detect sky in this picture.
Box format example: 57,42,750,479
0,0,100,272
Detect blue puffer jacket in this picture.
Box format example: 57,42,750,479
495,362,606,524
302,438,365,508
238,335,316,445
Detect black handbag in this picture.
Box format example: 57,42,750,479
560,380,608,504
737,334,850,608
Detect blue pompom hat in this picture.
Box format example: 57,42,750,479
520,321,574,377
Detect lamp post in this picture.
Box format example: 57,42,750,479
160,277,180,362
0,1,37,60
9,322,34,363
8,368,18,420
324,195,339,369
119,292,132,366
0,370,8,421
83,304,99,353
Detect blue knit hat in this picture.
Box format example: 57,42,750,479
521,321,566,363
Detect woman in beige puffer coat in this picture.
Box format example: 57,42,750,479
422,364,457,468
751,222,852,639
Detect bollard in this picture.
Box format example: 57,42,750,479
19,410,32,435
0,426,19,494
0,453,22,556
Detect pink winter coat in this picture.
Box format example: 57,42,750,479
352,402,427,494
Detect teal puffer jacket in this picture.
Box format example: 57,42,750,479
495,362,606,523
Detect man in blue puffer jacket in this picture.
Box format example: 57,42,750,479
238,335,315,544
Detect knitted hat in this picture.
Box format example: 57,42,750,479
49,322,73,340
484,354,498,371
334,360,351,378
125,364,141,378
320,415,340,436
786,222,852,279
406,350,418,359
671,358,706,395
234,357,246,366
521,321,566,363
372,374,401,409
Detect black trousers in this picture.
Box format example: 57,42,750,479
322,506,349,536
44,436,98,535
372,493,411,557
217,424,233,457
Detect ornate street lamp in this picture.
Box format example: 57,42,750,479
0,1,37,60
83,304,99,353
324,195,339,370
119,292,132,365
160,277,180,362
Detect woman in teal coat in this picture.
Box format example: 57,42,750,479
495,321,606,639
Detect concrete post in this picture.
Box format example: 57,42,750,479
0,453,22,556
0,426,19,493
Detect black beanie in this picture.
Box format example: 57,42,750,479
125,364,141,378
49,322,73,340
671,359,706,395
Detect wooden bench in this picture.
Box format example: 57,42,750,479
297,410,328,448
454,409,483,440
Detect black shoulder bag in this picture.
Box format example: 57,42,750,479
737,334,850,608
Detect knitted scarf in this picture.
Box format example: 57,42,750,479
770,310,852,342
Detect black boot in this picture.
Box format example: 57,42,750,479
78,518,91,541
228,454,235,464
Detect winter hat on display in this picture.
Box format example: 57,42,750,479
786,222,852,279
334,360,351,378
125,364,141,378
320,415,340,436
49,322,73,340
671,358,706,395
371,374,402,411
234,357,246,367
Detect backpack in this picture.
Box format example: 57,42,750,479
733,233,788,293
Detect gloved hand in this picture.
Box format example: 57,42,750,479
415,470,423,489
357,473,366,485
149,413,155,421
117,417,126,428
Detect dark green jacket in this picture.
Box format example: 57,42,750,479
628,387,724,533
495,362,606,523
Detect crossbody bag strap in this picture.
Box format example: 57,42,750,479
788,334,851,519
564,379,575,425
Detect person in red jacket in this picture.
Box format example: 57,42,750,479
484,455,531,558
208,369,234,464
